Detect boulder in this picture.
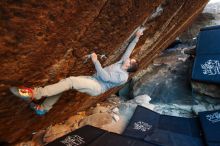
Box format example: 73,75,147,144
191,80,220,99
79,113,112,128
16,141,39,146
32,130,46,146
0,0,208,143
43,124,71,144
112,107,119,114
132,49,195,105
65,115,85,127
91,106,109,114
112,114,120,122
134,94,151,104
192,103,220,115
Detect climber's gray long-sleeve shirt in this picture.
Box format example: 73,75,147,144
92,36,139,92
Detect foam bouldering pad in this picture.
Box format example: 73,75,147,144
159,115,201,137
46,125,106,146
192,55,220,83
205,143,220,146
196,25,220,55
123,106,204,146
192,25,220,84
122,105,160,140
146,115,204,146
199,110,220,146
88,132,157,146
144,129,204,146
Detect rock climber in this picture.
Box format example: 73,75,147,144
10,27,145,115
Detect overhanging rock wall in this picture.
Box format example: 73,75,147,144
0,0,208,144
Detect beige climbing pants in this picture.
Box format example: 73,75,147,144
34,76,103,111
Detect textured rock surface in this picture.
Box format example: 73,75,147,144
132,48,195,104
0,0,208,144
15,46,220,146
191,80,220,98
179,12,215,45
180,1,220,44
43,124,71,144
79,113,113,128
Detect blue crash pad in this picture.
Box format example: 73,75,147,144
89,132,157,146
192,25,220,84
197,25,220,55
159,115,201,137
144,129,204,146
199,110,220,146
123,105,160,140
46,125,106,146
123,106,204,146
46,125,157,146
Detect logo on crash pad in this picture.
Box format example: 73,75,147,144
201,60,220,75
60,135,85,146
133,121,152,132
206,112,220,123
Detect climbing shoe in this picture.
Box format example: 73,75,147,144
30,102,47,116
10,86,35,101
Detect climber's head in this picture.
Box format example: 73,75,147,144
122,58,139,73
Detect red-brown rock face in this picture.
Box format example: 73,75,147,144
0,0,208,144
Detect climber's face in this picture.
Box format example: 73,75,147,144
123,58,136,70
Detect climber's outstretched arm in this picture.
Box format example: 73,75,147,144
120,27,145,61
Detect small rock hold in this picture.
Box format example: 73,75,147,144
112,114,120,122
65,115,84,126
112,107,119,114
92,106,108,114
178,57,187,62
134,94,151,105
79,113,112,128
77,111,86,116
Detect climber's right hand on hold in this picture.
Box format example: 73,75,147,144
91,53,98,62
136,27,146,37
